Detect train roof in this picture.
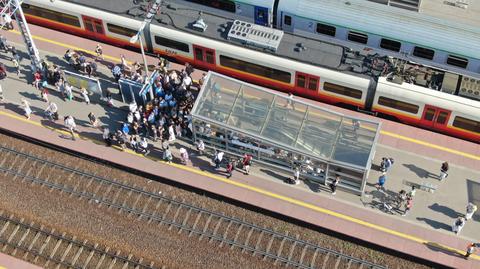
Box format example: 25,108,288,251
278,0,480,60
62,0,372,78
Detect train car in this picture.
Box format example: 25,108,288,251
373,77,480,142
275,0,480,79
174,0,276,26
21,0,146,51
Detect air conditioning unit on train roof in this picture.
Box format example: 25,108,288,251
227,20,283,53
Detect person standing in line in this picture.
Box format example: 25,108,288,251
214,150,224,169
439,161,449,181
179,147,189,165
465,243,477,258
95,44,104,60
81,87,90,105
465,202,477,221
330,175,340,195
168,124,176,142
293,167,301,185
21,99,32,120
452,217,466,235
64,115,77,140
163,146,173,163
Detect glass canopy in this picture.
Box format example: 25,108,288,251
192,72,381,169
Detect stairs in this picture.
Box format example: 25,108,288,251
0,0,41,71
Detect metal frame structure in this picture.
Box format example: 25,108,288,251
191,72,381,194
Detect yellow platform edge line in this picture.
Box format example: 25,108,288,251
0,109,477,261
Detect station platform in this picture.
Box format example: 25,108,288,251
0,24,479,268
0,252,42,269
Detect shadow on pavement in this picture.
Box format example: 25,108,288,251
424,242,466,258
428,203,462,218
403,163,435,179
416,217,452,231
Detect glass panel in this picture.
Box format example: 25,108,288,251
94,21,104,34
308,77,318,91
84,20,94,32
194,47,203,61
436,111,448,124
424,108,435,121
348,31,368,44
227,85,272,134
206,50,215,64
380,38,401,52
261,97,307,146
413,46,435,60
196,75,241,124
296,106,340,159
297,74,306,88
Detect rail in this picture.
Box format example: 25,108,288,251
0,212,154,269
0,144,387,269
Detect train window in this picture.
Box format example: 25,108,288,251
452,116,480,133
155,36,190,53
424,108,435,121
220,55,291,83
195,48,203,61
347,31,368,44
378,96,419,114
413,46,435,60
284,15,292,26
22,4,80,27
380,38,401,52
323,82,362,99
296,74,306,88
437,111,448,124
447,55,468,69
107,23,136,37
184,0,235,13
308,77,318,91
206,50,215,64
316,23,336,37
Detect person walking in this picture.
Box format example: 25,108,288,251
44,101,58,121
21,99,32,120
439,161,449,181
293,167,301,185
225,159,234,178
41,86,49,102
163,146,173,163
12,57,20,75
179,147,189,165
64,82,73,101
81,87,90,105
402,196,413,216
102,127,112,146
64,115,77,140
452,217,466,235
465,202,477,221
375,172,387,190
88,112,99,127
214,150,224,169
95,44,104,60
465,243,477,259
330,175,340,195
242,154,252,175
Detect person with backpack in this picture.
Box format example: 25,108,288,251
439,161,449,181
380,157,394,173
213,150,224,169
452,217,466,235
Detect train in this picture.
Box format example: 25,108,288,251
172,0,480,79
20,0,480,143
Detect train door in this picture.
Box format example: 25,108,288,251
82,16,105,38
254,6,268,26
421,105,451,129
193,45,216,69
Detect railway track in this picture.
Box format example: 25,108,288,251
0,144,387,269
0,212,155,269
